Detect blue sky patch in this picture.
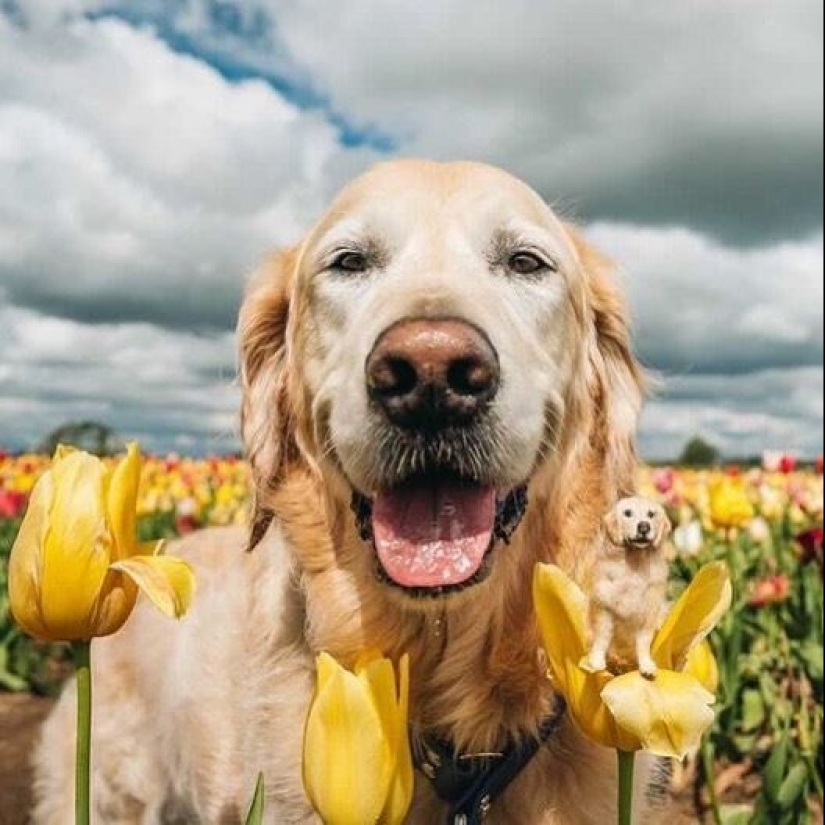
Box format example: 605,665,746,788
82,2,397,152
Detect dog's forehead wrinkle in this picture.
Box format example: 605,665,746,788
322,164,561,252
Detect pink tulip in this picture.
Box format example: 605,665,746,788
748,574,791,608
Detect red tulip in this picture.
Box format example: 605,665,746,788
796,526,824,566
0,490,27,519
778,455,798,474
816,456,824,475
175,513,199,535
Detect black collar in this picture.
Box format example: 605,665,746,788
412,696,567,824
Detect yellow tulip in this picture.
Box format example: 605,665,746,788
759,483,786,521
533,561,731,759
708,477,754,529
8,443,196,642
303,651,413,825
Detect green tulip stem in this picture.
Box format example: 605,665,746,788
72,640,92,825
617,749,635,825
701,738,723,825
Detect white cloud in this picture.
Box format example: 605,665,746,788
0,14,351,328
0,301,240,453
258,0,824,242
641,367,823,459
587,224,823,373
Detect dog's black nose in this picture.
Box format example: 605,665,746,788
638,521,652,537
366,318,499,430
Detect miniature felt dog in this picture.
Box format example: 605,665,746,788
585,496,672,678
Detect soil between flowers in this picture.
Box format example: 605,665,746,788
0,692,53,824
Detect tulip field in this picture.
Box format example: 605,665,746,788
0,451,822,823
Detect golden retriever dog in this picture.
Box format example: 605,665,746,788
585,497,672,679
32,160,676,824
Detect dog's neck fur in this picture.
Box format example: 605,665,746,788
266,435,626,753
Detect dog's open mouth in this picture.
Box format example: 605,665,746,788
627,537,654,549
352,476,527,596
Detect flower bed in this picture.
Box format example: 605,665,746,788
1,453,822,822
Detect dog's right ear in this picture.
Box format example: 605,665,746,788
239,247,300,550
603,506,625,546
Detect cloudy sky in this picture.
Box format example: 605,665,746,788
0,1,822,459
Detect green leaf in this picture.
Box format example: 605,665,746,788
740,688,765,731
799,640,824,684
763,734,789,802
0,644,27,691
244,773,265,825
776,762,808,811
731,732,759,756
718,804,753,825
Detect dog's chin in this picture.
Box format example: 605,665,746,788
350,470,528,602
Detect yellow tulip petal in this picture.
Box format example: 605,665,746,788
53,444,76,461
303,653,393,825
111,555,195,619
41,452,113,639
601,670,715,759
107,442,141,560
380,655,413,825
7,470,54,639
315,649,339,694
86,571,138,637
359,656,398,747
564,664,641,752
532,564,589,695
653,561,732,671
684,640,719,693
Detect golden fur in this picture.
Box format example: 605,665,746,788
33,160,679,824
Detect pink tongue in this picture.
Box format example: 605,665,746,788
372,480,496,588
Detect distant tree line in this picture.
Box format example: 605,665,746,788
2,422,807,468
677,436,721,467
39,421,124,457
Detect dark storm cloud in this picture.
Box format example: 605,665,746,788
266,0,824,246
6,279,241,332
554,132,824,246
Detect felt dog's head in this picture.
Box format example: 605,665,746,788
604,496,671,551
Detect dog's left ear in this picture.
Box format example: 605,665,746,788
655,510,673,546
567,226,646,493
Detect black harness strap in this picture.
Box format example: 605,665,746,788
413,697,567,824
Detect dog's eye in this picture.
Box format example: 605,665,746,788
623,509,633,518
508,251,551,276
647,510,656,519
330,251,368,273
